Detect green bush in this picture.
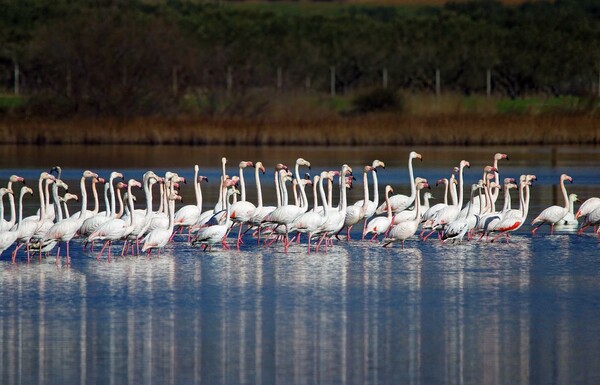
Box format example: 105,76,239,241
350,88,402,114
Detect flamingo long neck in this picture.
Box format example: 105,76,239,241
215,177,224,211
274,171,281,208
167,184,175,232
78,176,88,222
92,179,100,214
224,188,232,228
569,196,576,215
298,179,308,212
385,189,392,221
491,159,500,203
158,182,165,214
0,193,4,224
126,186,135,227
255,167,263,209
144,177,154,219
328,178,333,209
102,184,110,217
413,188,422,222
319,177,328,216
292,180,299,206
518,182,527,220
109,177,117,218
62,199,70,218
466,186,478,218
239,166,247,202
372,169,380,208
280,172,289,206
407,155,417,202
116,187,124,219
422,193,431,211
44,180,51,217
193,167,201,208
311,177,319,212
503,186,512,212
560,178,569,212
16,190,25,232
483,183,493,214
458,165,466,209
7,190,15,227
360,170,369,214
52,182,63,222
38,176,46,221
450,177,458,206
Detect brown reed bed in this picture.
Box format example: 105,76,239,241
1,113,598,146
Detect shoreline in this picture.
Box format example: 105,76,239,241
2,114,598,146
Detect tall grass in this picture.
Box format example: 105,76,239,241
2,91,597,146
1,114,598,146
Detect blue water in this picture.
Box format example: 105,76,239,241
0,145,599,384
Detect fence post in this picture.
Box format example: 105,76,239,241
435,69,440,96
330,66,336,97
277,67,282,92
13,61,19,95
172,66,178,96
383,68,388,89
487,69,492,97
67,67,72,98
227,67,232,95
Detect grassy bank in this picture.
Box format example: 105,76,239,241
1,114,598,146
2,91,599,146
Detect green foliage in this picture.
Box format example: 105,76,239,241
0,0,599,119
350,88,402,114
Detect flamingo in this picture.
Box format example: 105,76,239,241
575,197,600,221
428,160,470,238
376,151,422,214
531,174,573,235
353,161,385,239
191,179,239,251
314,165,352,251
490,179,532,242
141,174,182,256
383,181,429,248
60,193,79,218
11,172,56,260
0,187,33,259
174,165,206,241
89,179,142,261
229,161,257,248
291,173,329,253
41,170,98,265
341,165,373,240
442,183,482,243
553,193,580,232
261,158,311,250
1,175,25,231
392,190,433,225
364,185,394,242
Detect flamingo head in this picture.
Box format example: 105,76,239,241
240,161,253,168
50,166,62,177
385,185,394,194
255,162,266,174
63,192,78,202
507,183,518,190
436,178,447,187
495,153,509,161
410,151,422,161
22,186,34,197
56,179,69,191
117,182,127,190
231,176,240,185
297,158,311,170
461,160,470,169
342,164,352,176
84,170,99,179
40,172,56,181
194,164,199,173
561,174,573,184
128,179,142,189
526,175,537,183
415,177,428,185
364,165,373,173
275,163,288,172
417,182,430,190
372,159,385,169
9,175,25,184
198,175,209,183
569,193,579,202
504,177,516,184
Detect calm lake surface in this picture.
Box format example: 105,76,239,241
0,145,599,385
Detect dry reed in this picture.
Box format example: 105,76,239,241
1,113,598,146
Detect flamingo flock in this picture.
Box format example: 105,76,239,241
0,151,596,264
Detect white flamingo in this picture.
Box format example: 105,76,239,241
531,174,573,235
192,179,238,251
229,161,257,248
383,180,429,248
0,187,33,259
376,151,422,214
174,165,207,241
490,179,532,242
141,174,182,256
341,165,373,240
364,185,394,242
291,173,329,253
428,160,470,238
41,170,98,265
